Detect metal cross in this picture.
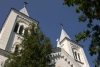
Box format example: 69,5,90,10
24,2,28,7
60,23,63,29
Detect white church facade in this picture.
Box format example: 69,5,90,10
0,5,90,67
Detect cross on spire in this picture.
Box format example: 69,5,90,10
60,23,63,29
20,2,29,16
24,2,28,7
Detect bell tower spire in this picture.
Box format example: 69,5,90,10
56,23,90,67
59,23,71,42
20,2,29,16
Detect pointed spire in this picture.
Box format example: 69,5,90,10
59,24,71,42
20,2,29,16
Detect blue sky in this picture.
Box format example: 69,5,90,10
0,0,97,67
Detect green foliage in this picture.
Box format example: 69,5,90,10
63,0,100,22
64,0,100,66
4,23,53,67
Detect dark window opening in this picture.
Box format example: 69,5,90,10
72,49,75,59
72,48,82,63
78,53,81,61
14,45,19,53
19,25,24,35
74,51,77,60
14,23,19,33
15,45,19,50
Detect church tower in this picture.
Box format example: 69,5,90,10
0,4,38,51
0,4,90,67
0,4,38,66
50,28,90,67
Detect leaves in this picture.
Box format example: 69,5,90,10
64,0,100,66
4,23,53,67
64,0,100,22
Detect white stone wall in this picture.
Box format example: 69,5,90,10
0,10,18,50
6,21,29,52
0,55,7,67
55,59,70,67
80,48,90,67
57,37,90,67
0,8,38,67
70,42,90,67
50,48,82,67
60,39,74,59
0,9,38,51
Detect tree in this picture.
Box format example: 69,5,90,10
63,0,100,67
4,23,53,67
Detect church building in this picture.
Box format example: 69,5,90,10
0,4,90,67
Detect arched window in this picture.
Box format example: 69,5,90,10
72,48,81,61
19,25,24,35
74,51,77,60
14,23,19,33
15,45,19,50
14,45,19,53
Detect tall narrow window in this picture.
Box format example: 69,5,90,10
74,51,77,60
19,25,24,35
14,45,19,53
72,49,75,59
14,23,19,33
15,45,19,50
72,48,81,62
78,53,81,61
